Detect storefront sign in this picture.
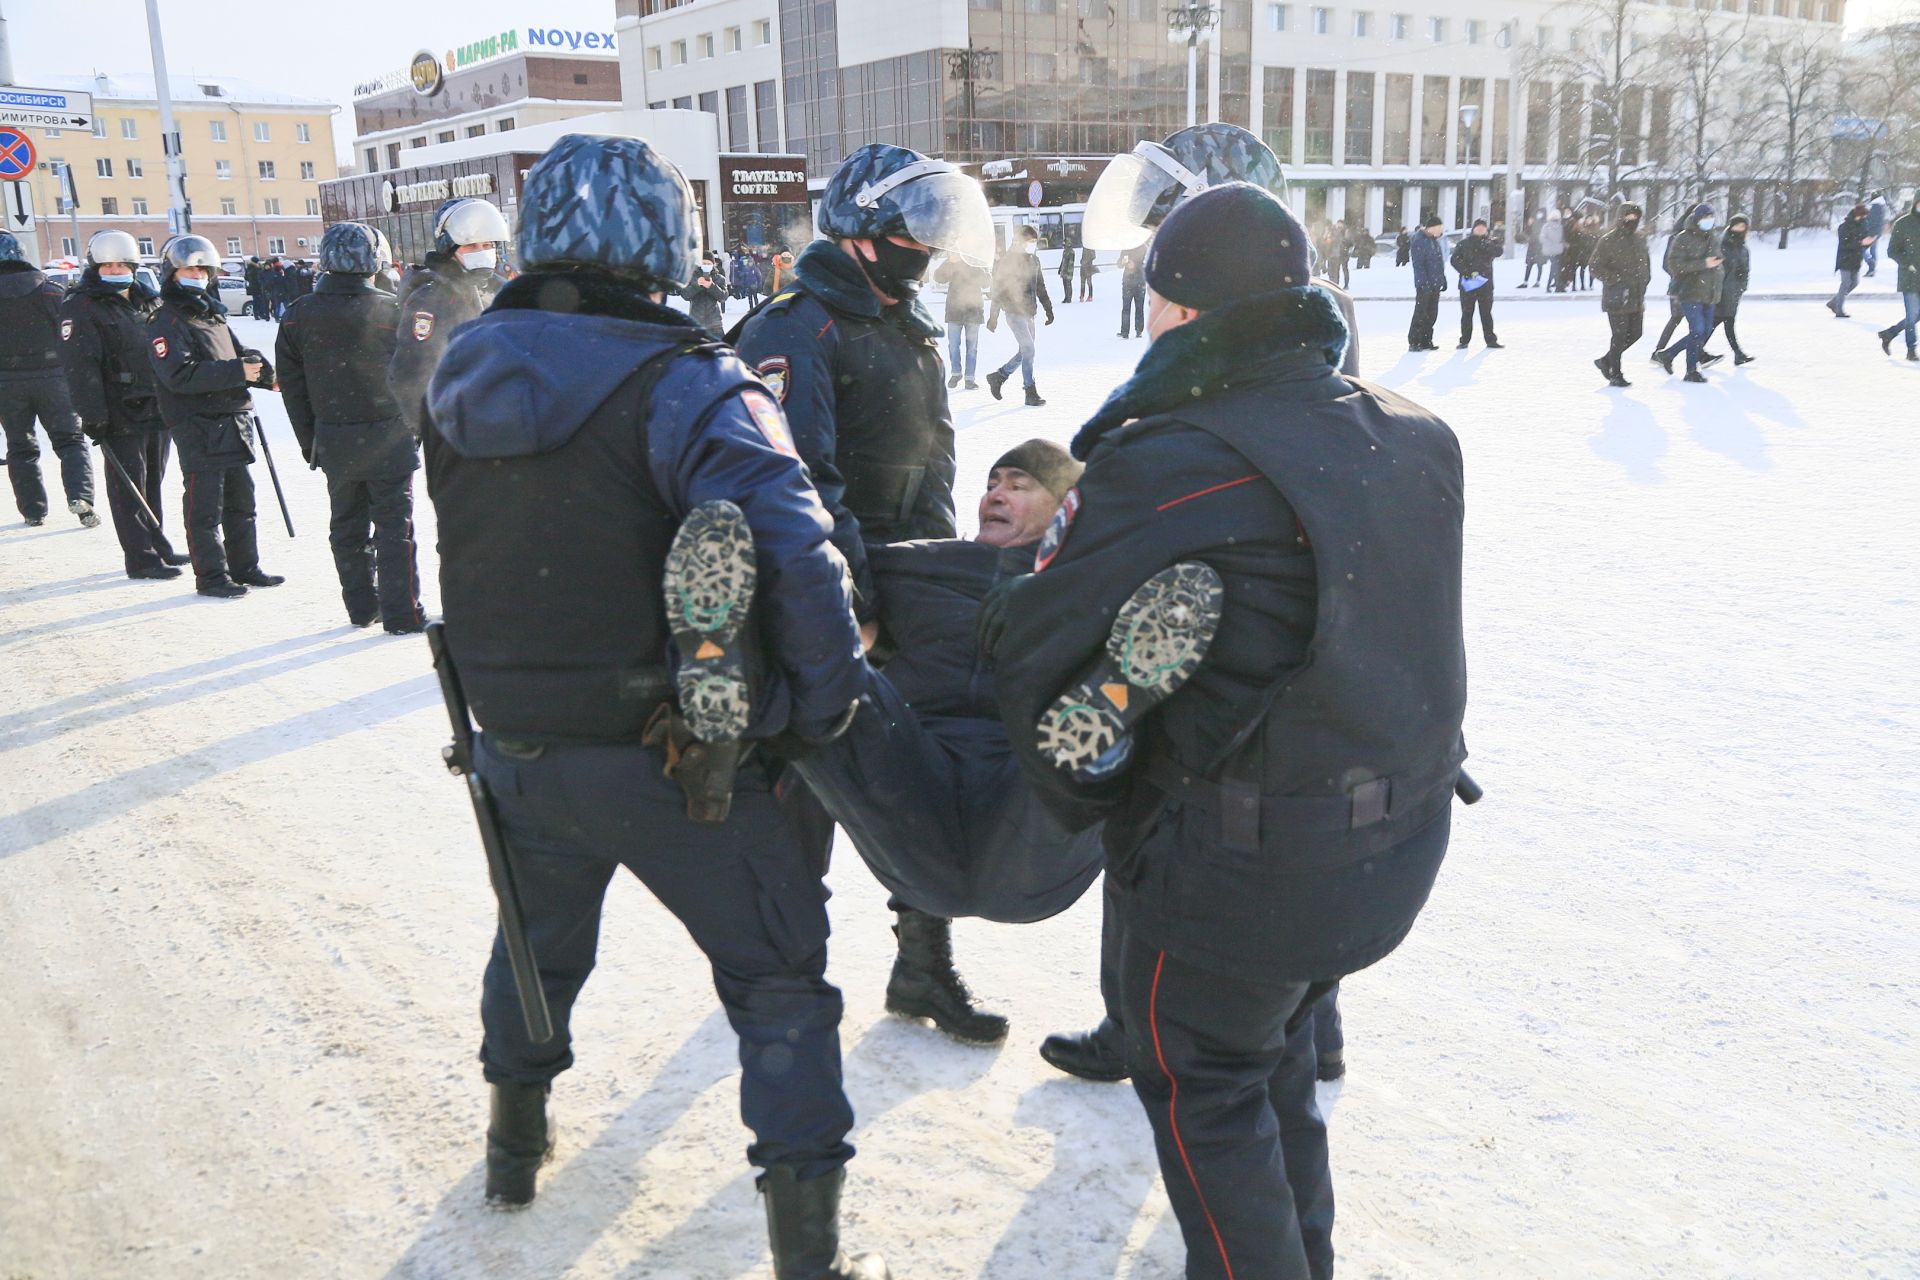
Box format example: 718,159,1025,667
383,171,497,211
719,156,809,205
410,51,445,97
357,26,618,99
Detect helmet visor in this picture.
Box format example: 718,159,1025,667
1083,147,1185,251
440,199,511,246
887,168,995,270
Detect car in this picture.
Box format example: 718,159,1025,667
218,276,253,315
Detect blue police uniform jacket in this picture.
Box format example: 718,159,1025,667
391,254,495,435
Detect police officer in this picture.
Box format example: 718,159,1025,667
992,182,1467,1280
58,230,187,576
147,234,284,599
0,231,97,528
276,222,424,633
422,133,887,1279
389,197,509,432
733,143,1007,1046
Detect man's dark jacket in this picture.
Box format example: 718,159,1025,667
1835,214,1871,273
1716,230,1751,316
0,264,67,379
989,248,1056,323
1589,225,1651,313
1410,231,1447,293
995,287,1466,982
1448,233,1497,291
59,269,166,434
1664,226,1724,305
425,269,864,743
934,259,990,325
733,239,957,621
276,274,415,478
146,281,259,473
871,537,1033,720
390,253,495,434
1889,208,1920,295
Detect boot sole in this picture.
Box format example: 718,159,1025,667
1036,562,1224,774
884,992,1010,1044
664,500,757,743
1038,1040,1130,1083
69,499,101,528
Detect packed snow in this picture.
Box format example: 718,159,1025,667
2,268,1916,1279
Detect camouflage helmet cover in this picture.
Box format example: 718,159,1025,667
1083,122,1289,251
514,133,702,289
817,142,994,269
319,221,392,275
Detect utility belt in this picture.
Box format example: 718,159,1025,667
0,353,59,372
1143,750,1460,868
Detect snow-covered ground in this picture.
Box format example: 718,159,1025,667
2,282,1916,1280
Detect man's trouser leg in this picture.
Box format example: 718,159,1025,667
1121,921,1318,1280
475,738,855,1178
1904,292,1920,352
1476,288,1497,344
325,471,378,623
1833,269,1859,312
1683,302,1713,374
1005,313,1036,388
29,376,93,509
947,324,964,373
1655,301,1684,354
142,432,177,557
104,431,169,572
367,471,425,630
182,467,231,584
0,378,50,519
1605,309,1643,369
1276,1007,1335,1278
222,464,261,577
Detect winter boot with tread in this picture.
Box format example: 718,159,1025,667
760,1166,891,1280
886,909,1008,1044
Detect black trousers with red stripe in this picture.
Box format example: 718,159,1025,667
1121,930,1334,1280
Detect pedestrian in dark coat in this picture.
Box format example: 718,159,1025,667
1407,214,1447,350
1352,224,1375,269
1875,199,1920,360
1394,227,1412,267
58,241,184,574
0,233,97,528
276,223,424,632
1118,244,1148,338
146,236,282,597
682,255,729,333
1863,194,1890,276
1448,219,1501,349
993,182,1467,1280
1057,243,1076,304
1828,204,1874,317
1702,215,1754,365
985,226,1057,404
1587,204,1650,385
1651,203,1726,381
1079,244,1097,301
935,254,990,387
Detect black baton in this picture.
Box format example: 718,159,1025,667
251,414,295,538
97,440,165,534
426,621,556,1045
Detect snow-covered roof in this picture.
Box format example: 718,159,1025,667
35,73,337,110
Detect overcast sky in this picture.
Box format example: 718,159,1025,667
5,0,1913,168
4,0,616,164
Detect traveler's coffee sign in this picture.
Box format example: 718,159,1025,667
719,156,808,205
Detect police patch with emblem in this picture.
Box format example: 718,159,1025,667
411,311,435,341
741,390,798,458
755,356,790,402
1034,485,1081,572
151,336,169,359
60,319,73,342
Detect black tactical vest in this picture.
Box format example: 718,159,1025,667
829,312,954,542
426,363,676,742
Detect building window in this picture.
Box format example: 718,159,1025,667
101,197,119,215
296,123,311,143
42,127,61,137
1535,25,1551,47
137,236,154,255
216,159,232,180
268,237,286,255
1525,80,1551,164
61,237,76,256
672,40,687,64
132,197,149,215
221,197,237,215
305,198,319,216
1025,0,1058,12
436,130,455,144
1312,6,1330,32
1384,72,1413,164
1025,52,1057,80
1427,16,1447,40
221,237,239,255
1303,68,1335,163
299,160,315,180
1457,77,1484,161
1466,18,1482,42
1353,10,1370,35
1559,81,1583,163
496,117,516,132
699,90,720,122
648,45,663,69
386,143,402,168
698,33,715,58
649,100,667,110
467,124,487,138
725,25,742,51
1267,3,1287,29
755,18,772,44
1261,66,1294,164
1492,78,1511,163
364,147,378,171
96,157,114,178
127,157,144,178
1345,70,1376,164
254,122,270,142
754,80,778,152
726,84,750,150
258,160,276,180
91,117,106,138
1419,75,1449,163
674,96,693,110
410,136,428,148
120,117,138,139
1390,12,1408,38
264,198,281,215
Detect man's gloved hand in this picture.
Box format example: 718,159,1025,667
976,572,1032,661
80,421,110,444
1044,313,1054,325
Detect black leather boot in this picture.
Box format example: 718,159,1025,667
885,909,1008,1044
485,1081,554,1209
761,1166,891,1279
1038,1018,1129,1082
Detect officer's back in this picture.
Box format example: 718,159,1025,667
277,259,404,467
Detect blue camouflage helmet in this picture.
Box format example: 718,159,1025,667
0,231,27,264
319,221,392,275
431,196,512,257
1084,122,1291,251
513,133,701,289
817,143,994,268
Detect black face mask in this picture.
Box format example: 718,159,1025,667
1729,226,1747,239
856,237,932,302
1622,218,1641,231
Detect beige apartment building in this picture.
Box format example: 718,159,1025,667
18,73,341,265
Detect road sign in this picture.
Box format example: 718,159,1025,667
0,86,95,132
5,182,33,235
0,128,37,181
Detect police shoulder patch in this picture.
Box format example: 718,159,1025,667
1034,485,1081,573
411,311,435,341
740,389,797,458
150,336,169,359
60,318,73,342
755,355,791,402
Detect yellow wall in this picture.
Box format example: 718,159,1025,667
18,99,341,264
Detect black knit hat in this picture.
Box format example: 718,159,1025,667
1144,181,1311,309
1421,212,1444,228
991,438,1083,499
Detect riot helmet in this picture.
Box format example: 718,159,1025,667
514,133,702,291
158,234,223,282
87,230,142,267
818,143,994,272
1084,123,1289,251
319,221,392,276
431,197,511,257
0,231,27,265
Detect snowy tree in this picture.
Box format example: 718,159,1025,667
1661,11,1754,213
1530,0,1667,202
1834,20,1920,200
1752,24,1840,248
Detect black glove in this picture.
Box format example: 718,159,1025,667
976,573,1031,662
1044,314,1055,326
80,421,110,444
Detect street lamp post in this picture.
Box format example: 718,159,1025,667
144,0,191,236
1459,103,1480,228
946,45,998,151
1166,4,1219,129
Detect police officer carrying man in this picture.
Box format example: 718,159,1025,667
147,234,285,599
734,143,1008,1045
276,222,425,633
0,231,98,529
423,133,888,1279
389,196,509,432
58,230,190,577
991,181,1468,1280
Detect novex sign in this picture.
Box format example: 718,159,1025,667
525,28,618,53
